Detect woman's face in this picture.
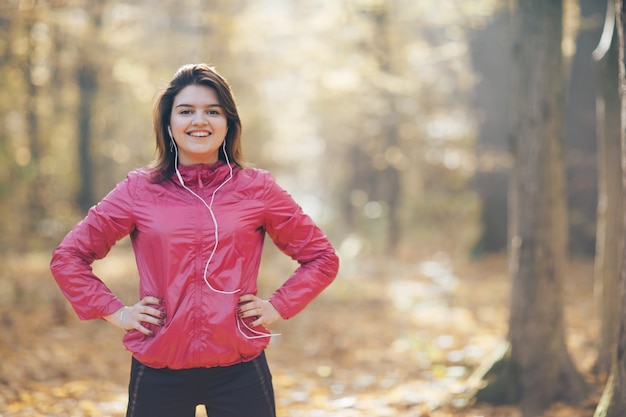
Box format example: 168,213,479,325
169,84,228,165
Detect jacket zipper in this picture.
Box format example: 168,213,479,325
196,165,204,189
193,164,204,365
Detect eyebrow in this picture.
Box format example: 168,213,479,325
174,103,222,108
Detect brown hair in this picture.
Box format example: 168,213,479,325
151,64,245,182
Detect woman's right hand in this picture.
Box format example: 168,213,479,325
104,296,165,336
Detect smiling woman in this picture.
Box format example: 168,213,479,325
49,63,339,417
168,85,228,165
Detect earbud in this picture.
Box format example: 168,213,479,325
168,126,173,138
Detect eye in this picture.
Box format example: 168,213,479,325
179,109,192,115
208,109,220,115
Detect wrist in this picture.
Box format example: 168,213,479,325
119,306,129,330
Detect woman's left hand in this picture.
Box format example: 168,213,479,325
238,294,282,327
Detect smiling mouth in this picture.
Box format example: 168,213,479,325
187,131,211,138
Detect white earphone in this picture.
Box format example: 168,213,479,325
167,124,279,339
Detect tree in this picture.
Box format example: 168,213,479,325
329,0,406,253
592,0,623,379
469,6,512,256
75,58,99,213
564,0,604,256
470,0,604,258
594,0,626,415
475,1,590,414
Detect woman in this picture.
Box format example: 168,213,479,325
50,63,339,417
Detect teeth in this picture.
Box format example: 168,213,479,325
188,132,209,137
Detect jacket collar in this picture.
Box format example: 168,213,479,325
171,161,233,189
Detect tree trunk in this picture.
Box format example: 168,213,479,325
470,7,511,256
594,0,626,415
476,1,590,414
370,2,402,252
76,61,97,212
593,0,623,378
564,0,603,256
22,13,46,246
75,3,104,212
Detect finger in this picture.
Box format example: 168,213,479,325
142,314,164,326
142,306,166,318
238,306,250,318
136,324,154,336
239,302,257,314
131,306,164,325
141,296,162,306
238,294,256,304
240,301,263,317
250,317,263,327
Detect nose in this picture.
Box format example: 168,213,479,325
192,112,207,125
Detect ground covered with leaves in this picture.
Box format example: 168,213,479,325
0,245,603,416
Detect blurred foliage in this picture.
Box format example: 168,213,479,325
0,2,608,414
0,0,504,255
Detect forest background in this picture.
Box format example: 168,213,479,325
0,0,611,416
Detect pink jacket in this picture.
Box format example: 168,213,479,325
50,161,339,369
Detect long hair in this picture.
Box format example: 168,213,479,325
151,64,245,182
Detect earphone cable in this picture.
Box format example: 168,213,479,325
170,136,279,339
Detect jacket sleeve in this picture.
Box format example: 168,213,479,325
261,173,339,319
50,173,138,320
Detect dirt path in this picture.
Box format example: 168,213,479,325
0,250,602,416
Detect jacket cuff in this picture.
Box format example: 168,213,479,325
268,297,291,320
96,299,125,321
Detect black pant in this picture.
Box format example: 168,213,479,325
126,352,276,417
